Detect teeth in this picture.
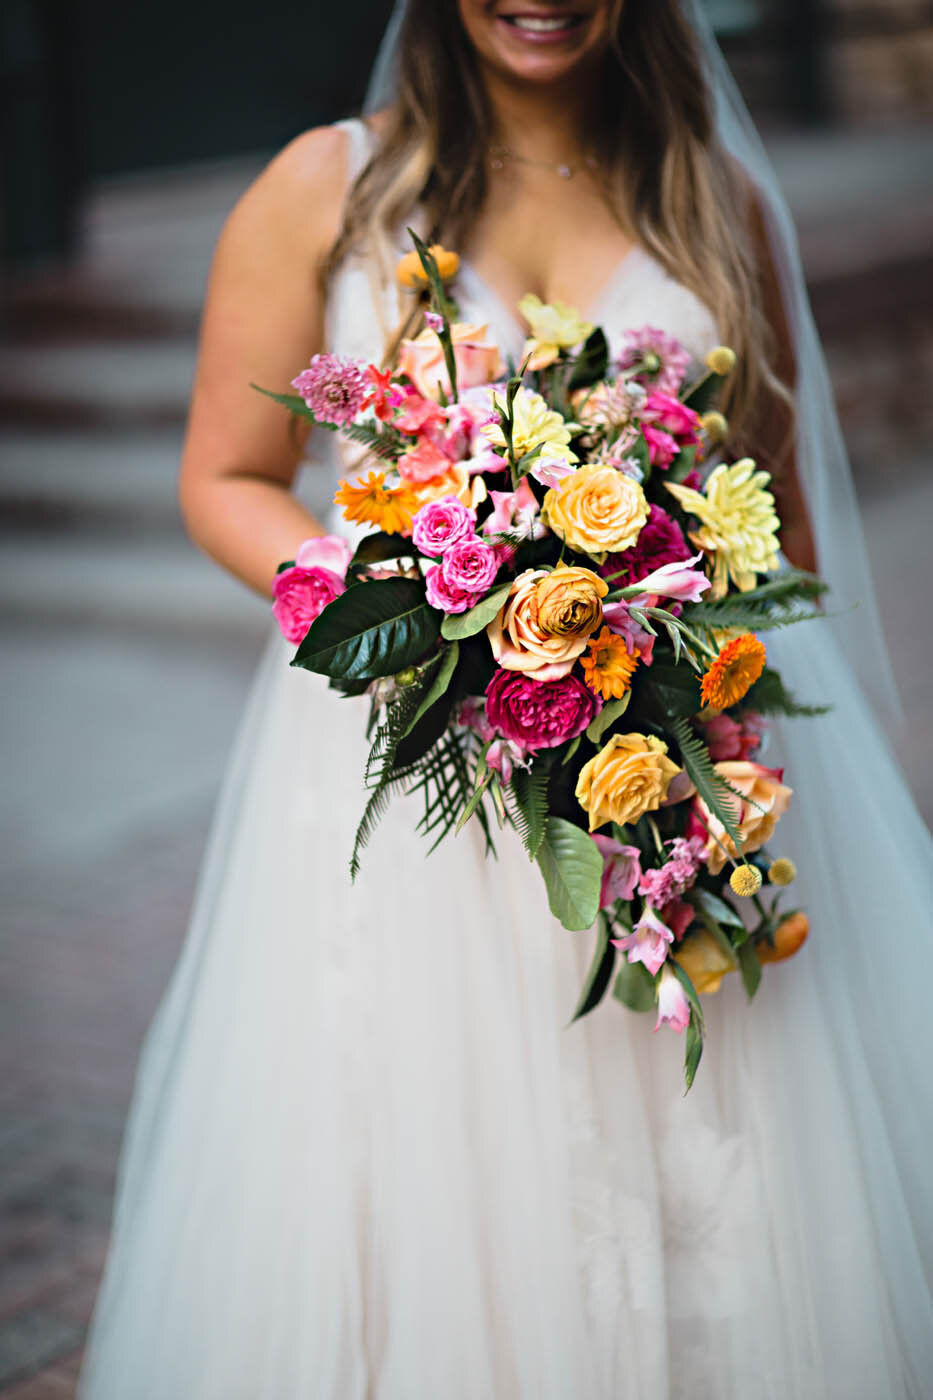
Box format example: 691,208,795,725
509,15,575,31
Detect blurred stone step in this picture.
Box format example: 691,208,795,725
0,339,196,428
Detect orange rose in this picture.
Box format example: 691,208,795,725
395,245,460,289
397,322,504,402
487,568,589,681
695,760,793,875
757,911,809,964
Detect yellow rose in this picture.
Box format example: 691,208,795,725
574,732,682,832
487,568,588,681
398,322,504,401
534,565,608,638
543,463,649,561
695,760,793,875
674,928,737,994
395,244,460,288
518,293,594,371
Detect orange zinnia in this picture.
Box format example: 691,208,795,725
700,633,766,710
579,627,639,700
334,471,416,536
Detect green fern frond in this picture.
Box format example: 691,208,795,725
670,717,747,854
507,762,551,861
744,667,831,718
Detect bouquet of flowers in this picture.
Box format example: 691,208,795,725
260,234,826,1087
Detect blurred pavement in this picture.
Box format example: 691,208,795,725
1,126,932,1393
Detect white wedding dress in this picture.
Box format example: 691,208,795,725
79,120,933,1399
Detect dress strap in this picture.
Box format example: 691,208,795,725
332,116,377,186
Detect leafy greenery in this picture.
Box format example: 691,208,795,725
570,916,616,1022
567,327,609,391
508,759,552,861
585,693,631,745
670,716,745,853
743,666,831,718
440,580,513,640
535,816,603,931
402,641,459,737
612,956,656,1013
293,578,439,681
736,939,763,999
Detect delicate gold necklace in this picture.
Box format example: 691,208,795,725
489,144,599,180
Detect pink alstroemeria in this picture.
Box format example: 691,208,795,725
295,534,352,577
485,737,531,785
611,905,674,977
654,964,691,1034
395,387,446,435
592,835,642,910
529,454,578,489
625,552,710,604
483,478,545,543
398,438,453,483
602,599,656,665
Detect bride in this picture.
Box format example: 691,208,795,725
79,2,933,1396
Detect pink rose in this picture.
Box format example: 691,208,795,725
412,496,476,556
642,423,679,469
611,905,674,977
424,565,480,615
397,322,504,401
591,834,642,909
485,669,600,752
654,964,691,1033
272,568,344,643
441,537,500,594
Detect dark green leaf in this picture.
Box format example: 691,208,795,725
294,577,439,681
508,759,551,861
744,667,831,718
567,327,608,390
535,816,603,931
683,370,724,414
402,642,459,737
350,533,416,568
612,957,656,1013
683,1015,703,1092
736,939,762,999
251,384,321,421
570,917,616,1022
585,692,632,746
690,887,745,930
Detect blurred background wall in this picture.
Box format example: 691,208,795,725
1,1,932,1392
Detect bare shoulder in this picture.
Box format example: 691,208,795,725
217,123,355,275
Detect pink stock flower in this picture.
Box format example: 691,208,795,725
642,423,679,470
612,905,674,977
643,390,701,442
412,496,476,556
592,835,642,909
442,537,500,593
272,539,350,644
483,478,543,543
702,711,766,762
600,505,691,588
424,565,481,614
485,670,600,752
654,964,691,1033
618,325,691,396
486,737,531,784
638,834,704,908
398,438,452,483
291,353,367,426
625,553,711,604
601,600,656,665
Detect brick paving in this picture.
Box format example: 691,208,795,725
1,125,931,1397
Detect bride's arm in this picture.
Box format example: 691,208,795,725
179,126,349,597
744,192,819,576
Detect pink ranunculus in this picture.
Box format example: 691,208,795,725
483,477,544,543
703,712,765,762
642,423,679,470
612,905,674,977
485,670,600,752
658,897,694,942
485,737,531,785
654,963,691,1033
272,563,346,644
602,600,656,666
599,504,691,588
625,552,711,604
442,537,500,594
592,835,642,910
643,390,701,442
424,565,480,615
411,496,476,557
398,438,452,483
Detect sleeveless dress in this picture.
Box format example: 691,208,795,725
79,119,933,1399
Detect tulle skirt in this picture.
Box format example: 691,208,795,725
79,621,933,1399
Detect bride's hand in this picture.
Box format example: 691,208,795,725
178,126,351,597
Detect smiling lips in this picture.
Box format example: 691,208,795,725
499,11,585,37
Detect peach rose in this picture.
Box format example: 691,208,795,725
535,565,608,638
397,322,504,402
487,568,588,681
757,911,809,964
575,732,682,832
542,463,650,561
674,927,737,995
395,244,460,288
695,760,793,874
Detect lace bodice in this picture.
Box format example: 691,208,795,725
297,116,720,529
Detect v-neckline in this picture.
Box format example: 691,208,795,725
456,244,646,347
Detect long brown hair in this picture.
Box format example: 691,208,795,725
329,0,791,450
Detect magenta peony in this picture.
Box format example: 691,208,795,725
291,353,367,426
600,504,691,587
441,537,500,594
485,669,600,752
411,496,476,556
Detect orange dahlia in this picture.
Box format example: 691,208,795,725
700,633,766,710
334,471,416,536
579,627,639,700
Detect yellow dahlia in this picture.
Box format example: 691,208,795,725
666,458,780,597
700,633,767,710
482,386,577,466
579,627,639,700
